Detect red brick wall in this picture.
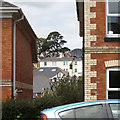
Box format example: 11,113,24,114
16,88,33,99
2,18,13,80
1,18,13,101
1,18,34,101
89,2,120,100
0,86,12,101
16,24,33,99
91,53,120,100
90,2,120,47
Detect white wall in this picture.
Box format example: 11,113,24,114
40,60,82,77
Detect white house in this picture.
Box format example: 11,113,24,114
39,57,82,77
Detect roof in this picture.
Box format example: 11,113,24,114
1,1,18,7
40,57,81,62
33,75,54,93
33,67,67,78
1,1,38,63
70,48,82,58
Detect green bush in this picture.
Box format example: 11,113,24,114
2,76,83,119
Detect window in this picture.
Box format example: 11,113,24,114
110,104,120,119
52,69,56,71
59,109,75,119
77,105,107,118
106,0,120,37
44,62,47,66
52,61,56,66
106,67,120,99
75,105,107,118
75,68,77,73
39,69,44,72
75,61,77,65
63,61,68,66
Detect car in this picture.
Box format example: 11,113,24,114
41,99,120,120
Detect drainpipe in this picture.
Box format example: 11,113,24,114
13,15,24,100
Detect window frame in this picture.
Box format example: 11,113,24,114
58,104,108,119
106,0,120,37
106,67,120,99
44,62,47,66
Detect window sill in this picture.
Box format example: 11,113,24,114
104,37,120,42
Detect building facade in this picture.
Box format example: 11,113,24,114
0,2,37,101
77,0,120,101
39,57,82,77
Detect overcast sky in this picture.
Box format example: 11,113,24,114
5,0,83,50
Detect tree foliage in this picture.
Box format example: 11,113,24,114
44,75,83,104
36,31,70,58
2,76,83,119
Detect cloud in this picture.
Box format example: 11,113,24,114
5,0,82,49
5,0,74,3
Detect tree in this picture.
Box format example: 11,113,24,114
37,31,70,58
44,76,83,104
46,31,67,57
36,38,46,58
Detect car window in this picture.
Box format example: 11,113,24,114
75,105,107,118
59,109,75,119
110,103,120,119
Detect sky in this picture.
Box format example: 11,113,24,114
5,0,83,50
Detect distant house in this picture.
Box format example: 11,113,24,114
39,57,82,77
33,75,54,98
33,67,67,98
0,1,37,101
33,67,68,81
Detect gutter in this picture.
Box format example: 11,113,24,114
13,15,24,100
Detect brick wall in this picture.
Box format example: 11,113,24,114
1,18,34,101
1,18,13,101
84,1,120,101
15,24,33,99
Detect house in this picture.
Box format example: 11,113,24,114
33,67,67,97
76,0,120,101
33,67,68,81
39,57,82,77
0,1,37,101
33,75,54,98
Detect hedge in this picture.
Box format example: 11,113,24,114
2,76,83,119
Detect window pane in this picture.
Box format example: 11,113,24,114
108,17,120,34
109,71,120,88
110,104,120,119
44,62,47,66
108,1,120,14
75,69,77,73
75,105,106,118
108,91,120,99
59,109,75,119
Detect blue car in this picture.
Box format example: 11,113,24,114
41,99,120,119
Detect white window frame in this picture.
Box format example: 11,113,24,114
106,67,120,99
106,0,120,37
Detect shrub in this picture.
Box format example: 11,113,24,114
2,76,83,119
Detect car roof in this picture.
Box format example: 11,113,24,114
41,99,120,115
